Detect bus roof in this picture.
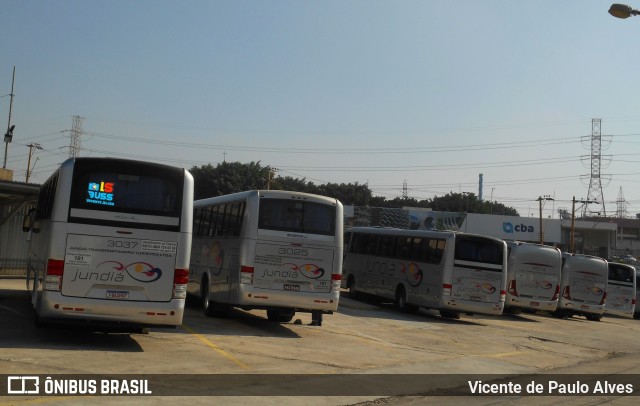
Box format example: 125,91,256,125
194,190,341,207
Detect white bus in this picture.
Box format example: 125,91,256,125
553,253,608,321
22,157,193,331
188,190,343,325
342,227,507,318
504,241,562,314
604,262,636,318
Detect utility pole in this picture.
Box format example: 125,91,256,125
26,143,43,182
266,167,278,190
537,195,554,244
571,196,598,253
3,66,16,169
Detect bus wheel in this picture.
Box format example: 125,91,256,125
347,276,359,300
586,314,602,322
504,307,522,315
394,285,417,313
34,313,48,328
201,278,228,318
439,309,461,319
267,309,295,323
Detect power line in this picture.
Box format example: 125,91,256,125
85,130,581,154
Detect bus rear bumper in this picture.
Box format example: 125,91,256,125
439,299,505,316
506,297,558,312
234,288,340,312
38,292,185,327
604,307,635,318
557,299,605,316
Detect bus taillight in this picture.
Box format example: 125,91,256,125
507,280,518,296
442,283,452,296
331,273,341,291
173,268,189,299
241,266,254,284
562,286,571,300
499,290,506,302
551,285,560,301
45,259,64,291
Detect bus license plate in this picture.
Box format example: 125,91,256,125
107,290,129,299
470,295,481,302
581,304,589,310
530,301,539,307
283,284,300,292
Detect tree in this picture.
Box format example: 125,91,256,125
270,175,317,194
189,161,519,215
428,192,518,216
190,161,271,199
315,182,373,206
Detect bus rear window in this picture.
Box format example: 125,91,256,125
69,160,183,217
455,236,503,265
258,199,336,236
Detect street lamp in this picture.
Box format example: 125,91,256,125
609,3,640,18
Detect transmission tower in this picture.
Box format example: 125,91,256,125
582,119,606,217
402,180,408,199
69,115,84,158
616,186,629,219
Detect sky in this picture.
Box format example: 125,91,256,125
2,0,640,219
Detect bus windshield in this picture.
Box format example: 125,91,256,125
258,198,336,236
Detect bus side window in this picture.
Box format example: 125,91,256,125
367,235,380,255
379,236,395,257
355,234,368,254
397,237,410,260
434,240,446,263
201,206,212,237
233,202,246,236
410,238,425,261
193,207,203,236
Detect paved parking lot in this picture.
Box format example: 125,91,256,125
1,278,639,405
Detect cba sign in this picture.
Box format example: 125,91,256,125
503,222,535,234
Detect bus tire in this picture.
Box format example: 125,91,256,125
34,313,47,328
33,297,49,328
439,309,461,319
201,277,228,318
347,275,359,300
394,285,418,313
267,309,295,323
586,313,602,322
504,306,522,315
